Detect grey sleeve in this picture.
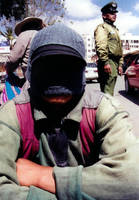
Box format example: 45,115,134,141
0,120,29,200
54,165,83,200
5,32,30,73
81,95,139,200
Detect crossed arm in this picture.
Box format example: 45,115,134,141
16,158,56,194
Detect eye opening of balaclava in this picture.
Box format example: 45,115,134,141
29,44,86,118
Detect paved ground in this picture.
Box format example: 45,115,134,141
115,76,139,137
86,76,139,137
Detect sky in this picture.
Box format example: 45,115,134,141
64,0,139,37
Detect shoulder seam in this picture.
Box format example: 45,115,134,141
0,120,21,137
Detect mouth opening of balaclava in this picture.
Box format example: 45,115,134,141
29,44,86,118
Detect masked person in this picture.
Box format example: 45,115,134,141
0,23,139,200
94,1,123,96
0,17,45,104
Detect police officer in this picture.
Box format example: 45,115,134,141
94,1,123,96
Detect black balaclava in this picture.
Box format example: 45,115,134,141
30,45,86,167
30,45,86,119
26,23,87,119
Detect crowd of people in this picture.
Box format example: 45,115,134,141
0,1,139,200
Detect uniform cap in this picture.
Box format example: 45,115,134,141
101,1,118,14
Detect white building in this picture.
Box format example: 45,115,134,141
82,34,95,63
120,33,139,55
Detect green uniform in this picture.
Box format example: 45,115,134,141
94,21,123,95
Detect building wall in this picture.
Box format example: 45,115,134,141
82,34,95,63
121,34,139,54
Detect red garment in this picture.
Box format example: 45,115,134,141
16,103,97,162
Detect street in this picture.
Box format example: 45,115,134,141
86,76,139,137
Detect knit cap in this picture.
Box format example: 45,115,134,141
26,22,86,81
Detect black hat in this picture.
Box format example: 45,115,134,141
101,1,118,14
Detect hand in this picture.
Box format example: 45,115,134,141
16,158,56,193
104,64,112,74
118,66,123,76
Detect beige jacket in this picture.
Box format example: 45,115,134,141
94,22,123,66
5,30,37,76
